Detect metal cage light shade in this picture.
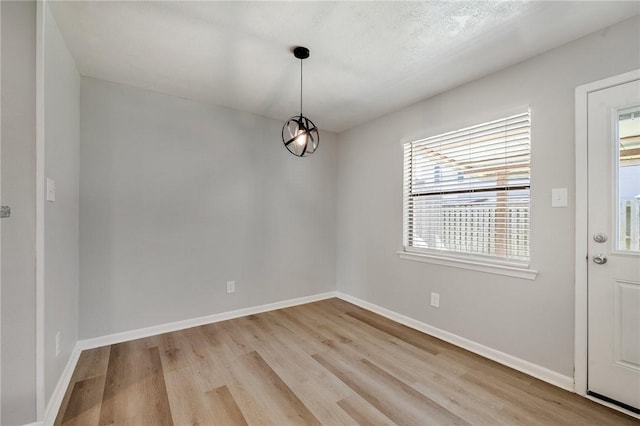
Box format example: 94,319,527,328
282,115,319,157
282,46,319,157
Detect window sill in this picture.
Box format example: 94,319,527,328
397,251,539,280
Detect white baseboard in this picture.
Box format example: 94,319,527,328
39,342,82,426
335,292,575,392
77,291,338,351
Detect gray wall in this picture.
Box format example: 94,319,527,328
335,17,640,377
79,78,338,339
1,1,37,425
43,3,80,404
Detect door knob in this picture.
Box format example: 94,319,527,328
592,254,607,265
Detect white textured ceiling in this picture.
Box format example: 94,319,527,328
50,1,639,133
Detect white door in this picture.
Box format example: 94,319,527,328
587,79,640,412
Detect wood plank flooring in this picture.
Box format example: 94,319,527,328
55,298,638,425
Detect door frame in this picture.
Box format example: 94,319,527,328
0,1,3,422
574,69,640,410
35,0,46,419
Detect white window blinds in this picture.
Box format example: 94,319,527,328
403,110,531,263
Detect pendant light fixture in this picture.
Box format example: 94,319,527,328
282,46,319,157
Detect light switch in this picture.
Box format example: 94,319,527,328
46,178,56,202
551,188,567,208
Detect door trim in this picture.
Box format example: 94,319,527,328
35,0,45,419
0,2,3,422
574,69,640,405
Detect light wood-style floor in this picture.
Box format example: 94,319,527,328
56,298,637,425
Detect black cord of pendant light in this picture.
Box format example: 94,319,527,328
299,59,303,116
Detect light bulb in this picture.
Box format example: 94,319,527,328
295,130,307,146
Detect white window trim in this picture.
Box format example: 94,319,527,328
397,249,539,280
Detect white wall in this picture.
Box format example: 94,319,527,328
1,2,37,424
79,78,337,339
43,2,80,405
336,17,640,377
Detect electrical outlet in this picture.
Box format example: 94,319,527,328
55,331,61,356
430,292,440,308
227,280,235,294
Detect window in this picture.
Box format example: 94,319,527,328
617,107,640,252
402,110,531,266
